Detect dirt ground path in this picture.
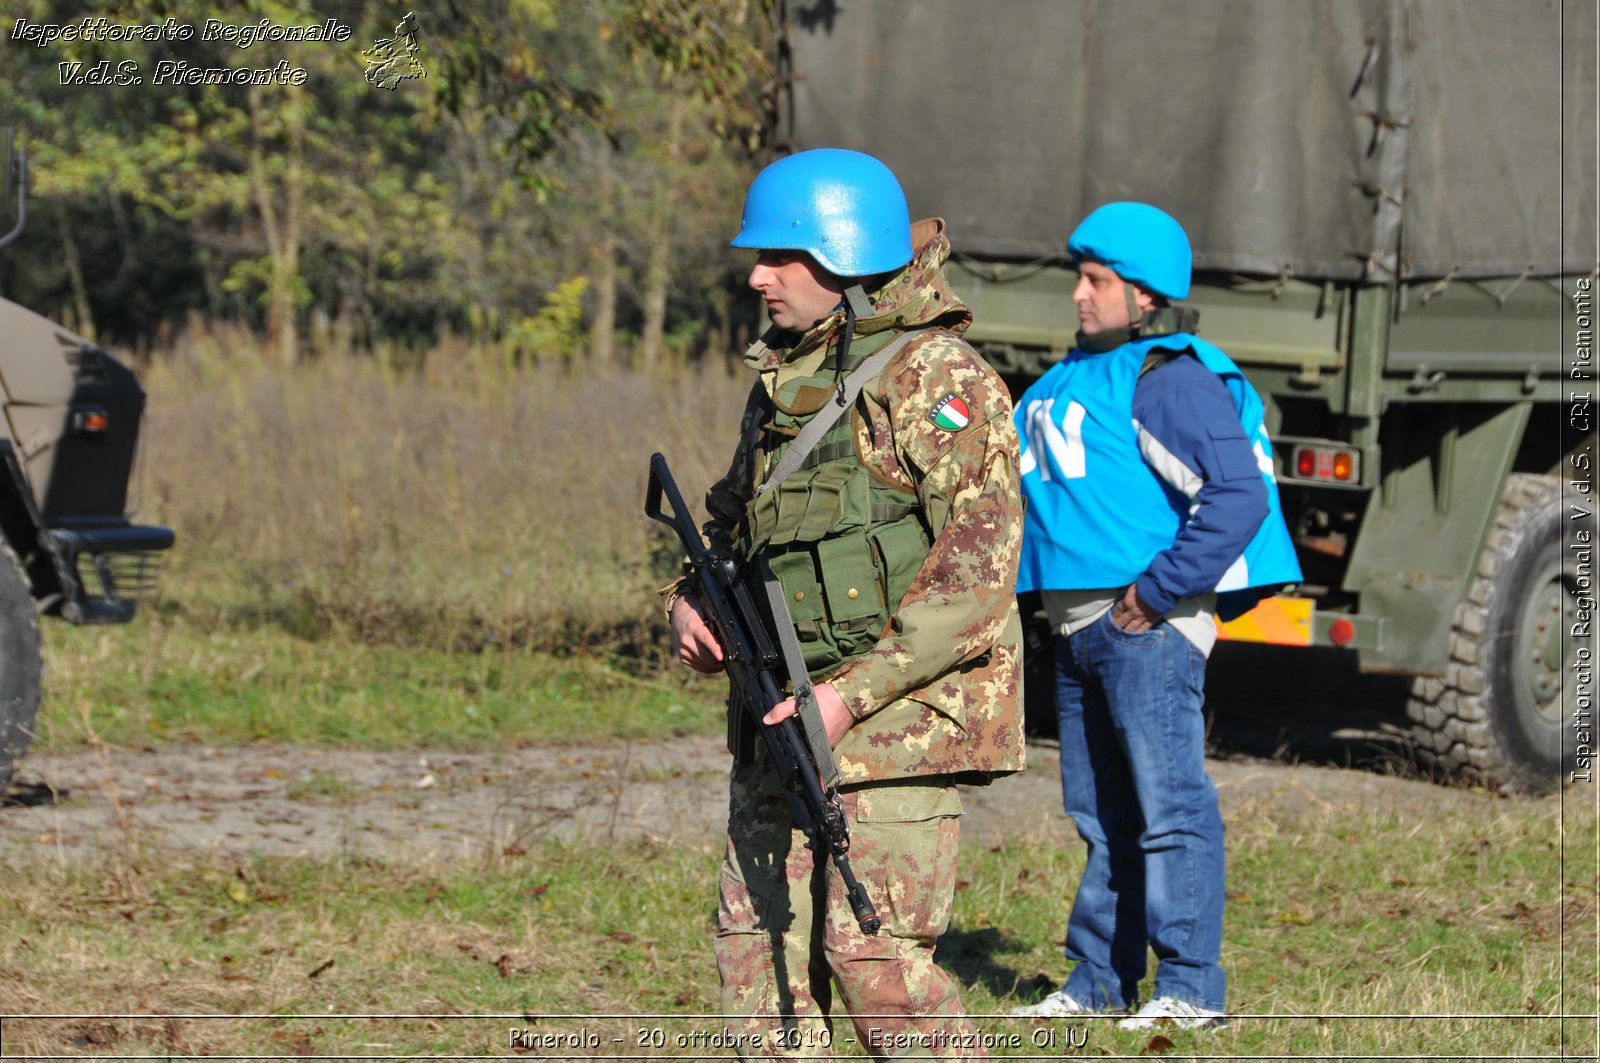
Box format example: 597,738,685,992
0,735,1500,865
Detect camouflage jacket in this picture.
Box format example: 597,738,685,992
701,219,1025,786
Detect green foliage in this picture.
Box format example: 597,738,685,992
505,275,589,361
424,0,608,192
627,0,773,148
221,254,311,310
0,0,772,359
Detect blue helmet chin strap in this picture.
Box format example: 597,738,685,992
831,283,873,404
843,284,873,320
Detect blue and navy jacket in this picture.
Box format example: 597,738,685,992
1015,333,1301,622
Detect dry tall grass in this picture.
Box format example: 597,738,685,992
137,323,750,657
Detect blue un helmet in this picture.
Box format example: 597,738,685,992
730,148,913,278
1067,202,1192,300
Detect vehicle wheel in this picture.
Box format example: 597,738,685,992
0,546,42,793
1405,474,1576,793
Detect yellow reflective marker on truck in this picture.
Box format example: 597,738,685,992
1215,595,1314,646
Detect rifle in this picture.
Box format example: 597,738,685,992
646,452,881,935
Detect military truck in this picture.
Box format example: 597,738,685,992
0,131,175,790
777,0,1596,791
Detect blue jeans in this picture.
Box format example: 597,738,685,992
1055,610,1226,1011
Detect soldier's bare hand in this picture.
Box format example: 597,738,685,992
671,595,725,673
763,683,853,747
1110,583,1163,633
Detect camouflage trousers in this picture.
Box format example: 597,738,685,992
716,764,987,1061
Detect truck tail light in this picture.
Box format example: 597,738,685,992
71,406,109,435
1289,444,1360,484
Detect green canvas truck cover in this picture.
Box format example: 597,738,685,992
779,0,1597,281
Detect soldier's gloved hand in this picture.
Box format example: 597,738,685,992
671,595,725,673
764,683,852,747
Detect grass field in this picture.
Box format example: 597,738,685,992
36,607,725,752
34,333,741,751
4,336,1597,1060
17,597,1600,1061
0,789,1594,1058
134,324,751,656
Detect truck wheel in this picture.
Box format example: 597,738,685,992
1406,474,1575,793
0,547,42,793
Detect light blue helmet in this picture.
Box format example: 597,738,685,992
730,148,913,278
1067,202,1192,300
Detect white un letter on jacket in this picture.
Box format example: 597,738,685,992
1020,398,1087,481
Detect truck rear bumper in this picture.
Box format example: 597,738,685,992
42,523,175,624
1216,595,1389,652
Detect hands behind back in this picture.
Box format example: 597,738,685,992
1109,583,1164,633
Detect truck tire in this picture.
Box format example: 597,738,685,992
0,546,42,793
1406,473,1576,793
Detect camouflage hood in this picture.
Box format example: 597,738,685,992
744,218,972,372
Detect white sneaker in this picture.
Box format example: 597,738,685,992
1011,988,1116,1017
1116,996,1226,1030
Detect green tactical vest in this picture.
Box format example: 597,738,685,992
737,338,934,678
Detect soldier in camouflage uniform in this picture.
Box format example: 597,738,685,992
665,149,1025,1060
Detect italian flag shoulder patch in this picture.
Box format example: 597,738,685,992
929,393,971,431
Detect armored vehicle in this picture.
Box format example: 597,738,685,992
778,0,1596,791
0,131,174,789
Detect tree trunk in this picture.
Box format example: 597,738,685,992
281,80,304,364
587,155,618,365
708,280,731,362
195,246,224,318
248,80,304,366
638,94,686,372
588,233,618,366
60,222,95,342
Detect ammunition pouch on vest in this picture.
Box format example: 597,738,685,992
739,351,932,678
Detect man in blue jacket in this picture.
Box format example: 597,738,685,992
1009,203,1300,1030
